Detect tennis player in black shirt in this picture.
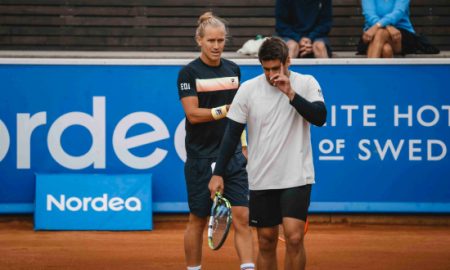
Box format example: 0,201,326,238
177,12,255,270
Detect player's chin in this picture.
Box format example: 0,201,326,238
209,51,222,59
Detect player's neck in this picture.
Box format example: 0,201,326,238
200,54,221,67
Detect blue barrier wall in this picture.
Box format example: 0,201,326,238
0,59,449,213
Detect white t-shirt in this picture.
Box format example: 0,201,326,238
227,71,325,190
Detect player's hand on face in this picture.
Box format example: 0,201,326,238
271,63,292,95
209,175,224,199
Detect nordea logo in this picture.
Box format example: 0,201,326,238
47,194,142,212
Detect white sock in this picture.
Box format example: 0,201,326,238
240,263,255,270
187,266,201,270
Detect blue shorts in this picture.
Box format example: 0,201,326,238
184,152,249,217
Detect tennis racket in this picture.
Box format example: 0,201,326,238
208,192,232,250
278,218,309,242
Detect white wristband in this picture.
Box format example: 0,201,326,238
211,105,228,120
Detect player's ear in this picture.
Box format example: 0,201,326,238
196,36,202,47
285,56,291,69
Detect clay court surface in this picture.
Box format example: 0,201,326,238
1,215,450,270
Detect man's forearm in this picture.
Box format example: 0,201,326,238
213,119,246,176
290,93,327,126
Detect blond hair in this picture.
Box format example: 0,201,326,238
195,12,228,39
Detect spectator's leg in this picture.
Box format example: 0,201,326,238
312,41,329,58
381,43,394,58
390,34,402,54
286,40,300,58
367,29,390,58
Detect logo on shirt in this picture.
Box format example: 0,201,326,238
180,83,191,91
317,89,323,97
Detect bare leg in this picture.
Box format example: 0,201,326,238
312,41,329,58
283,217,307,270
286,40,300,58
367,29,390,58
184,213,207,268
381,43,394,58
256,226,278,270
232,206,255,266
390,34,402,54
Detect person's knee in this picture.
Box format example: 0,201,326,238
286,40,299,58
382,43,393,56
258,234,277,252
285,233,304,250
312,41,328,57
232,207,250,231
187,214,207,232
313,41,326,52
374,29,389,43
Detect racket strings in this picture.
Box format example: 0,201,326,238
211,202,230,245
208,193,232,250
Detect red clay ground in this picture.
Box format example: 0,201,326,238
1,215,450,270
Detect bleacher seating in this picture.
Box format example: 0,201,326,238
0,0,448,53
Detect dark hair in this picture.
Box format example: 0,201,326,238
258,37,289,64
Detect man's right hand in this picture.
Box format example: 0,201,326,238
209,175,224,199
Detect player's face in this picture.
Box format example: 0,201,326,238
261,59,290,86
197,25,226,66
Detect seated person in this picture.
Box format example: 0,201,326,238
275,0,332,58
358,0,419,58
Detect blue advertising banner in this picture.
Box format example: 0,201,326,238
35,174,152,230
0,59,449,213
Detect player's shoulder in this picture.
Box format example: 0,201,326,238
238,74,265,96
180,58,200,72
240,74,264,89
291,71,312,79
221,58,238,68
221,58,240,73
291,71,317,84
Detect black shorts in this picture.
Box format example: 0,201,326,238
184,152,248,217
356,28,419,55
249,184,312,227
